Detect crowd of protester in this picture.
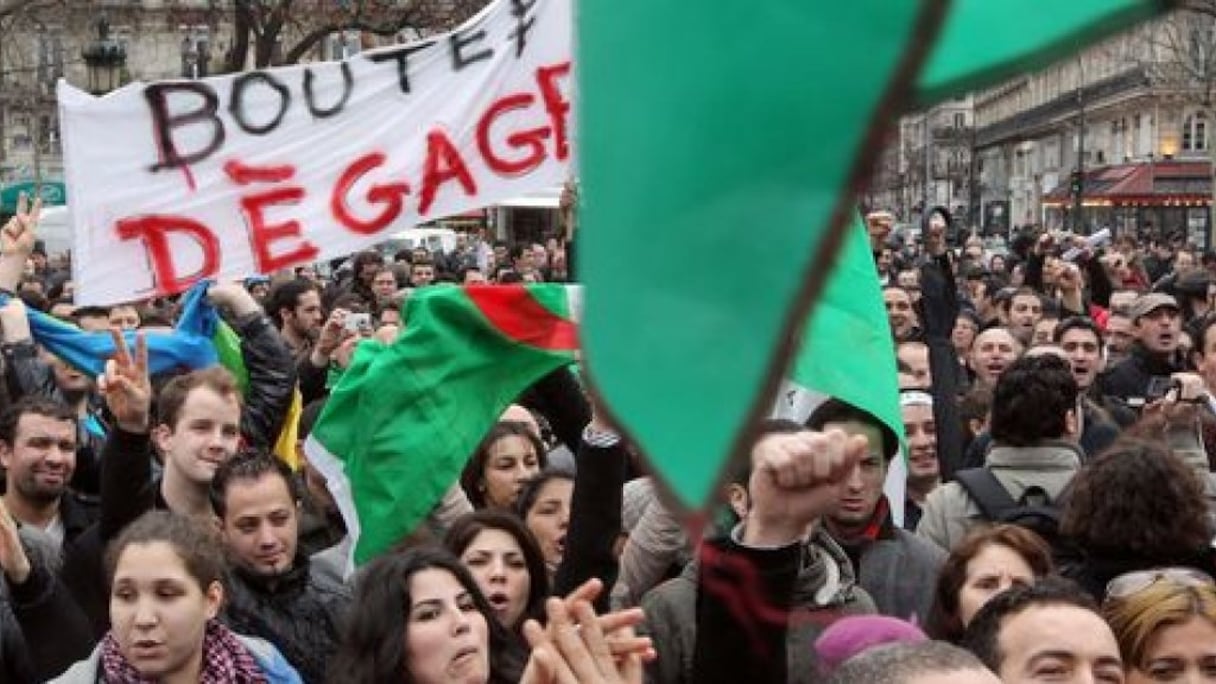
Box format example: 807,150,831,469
0,186,1215,683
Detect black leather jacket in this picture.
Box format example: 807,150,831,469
231,310,298,451
222,555,352,684
1096,342,1180,408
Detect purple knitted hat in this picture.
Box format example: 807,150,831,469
814,615,928,673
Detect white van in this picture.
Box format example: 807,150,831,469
379,227,458,257
33,205,73,256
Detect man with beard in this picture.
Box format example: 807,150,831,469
268,278,346,404
269,279,324,355
0,298,108,499
212,451,351,683
1098,293,1184,412
0,397,95,549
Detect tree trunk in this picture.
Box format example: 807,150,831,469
226,0,252,72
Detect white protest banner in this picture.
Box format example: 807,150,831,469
59,0,571,305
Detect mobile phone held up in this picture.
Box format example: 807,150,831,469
1144,376,1178,402
344,312,371,333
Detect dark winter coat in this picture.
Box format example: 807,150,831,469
641,528,875,684
222,555,352,684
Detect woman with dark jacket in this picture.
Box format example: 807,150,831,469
1057,438,1216,603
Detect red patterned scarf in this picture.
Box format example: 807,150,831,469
857,496,892,543
100,619,267,684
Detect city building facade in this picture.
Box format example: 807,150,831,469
868,8,1216,249
972,9,1216,247
866,95,975,230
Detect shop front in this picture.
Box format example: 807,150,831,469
1041,160,1211,249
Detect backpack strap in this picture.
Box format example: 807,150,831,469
955,468,1019,522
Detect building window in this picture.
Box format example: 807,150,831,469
1183,112,1208,151
327,31,361,60
181,28,211,79
953,112,965,129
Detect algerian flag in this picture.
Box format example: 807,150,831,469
304,284,580,564
772,215,905,524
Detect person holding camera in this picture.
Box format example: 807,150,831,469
1097,293,1186,413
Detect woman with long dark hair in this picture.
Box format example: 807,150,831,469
444,510,549,634
329,547,527,684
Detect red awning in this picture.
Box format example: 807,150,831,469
1042,160,1211,207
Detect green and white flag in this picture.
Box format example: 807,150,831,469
772,214,905,523
304,284,580,564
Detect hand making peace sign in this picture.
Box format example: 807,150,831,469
97,328,151,433
1,192,41,256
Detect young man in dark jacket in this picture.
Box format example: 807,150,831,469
809,399,945,624
61,282,297,635
211,451,350,684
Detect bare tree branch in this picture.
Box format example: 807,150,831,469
223,0,490,69
1181,0,1216,20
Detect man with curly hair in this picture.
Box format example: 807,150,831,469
917,355,1082,552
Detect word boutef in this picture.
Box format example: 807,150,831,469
59,0,572,305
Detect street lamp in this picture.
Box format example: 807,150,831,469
81,15,126,95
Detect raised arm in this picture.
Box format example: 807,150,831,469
0,194,40,294
691,429,866,684
209,283,297,449
919,223,964,478
96,330,154,540
553,408,628,611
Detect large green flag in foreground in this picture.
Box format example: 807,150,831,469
578,0,1167,510
782,217,901,444
305,284,578,563
776,216,905,521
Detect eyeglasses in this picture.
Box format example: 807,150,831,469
1105,567,1215,599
